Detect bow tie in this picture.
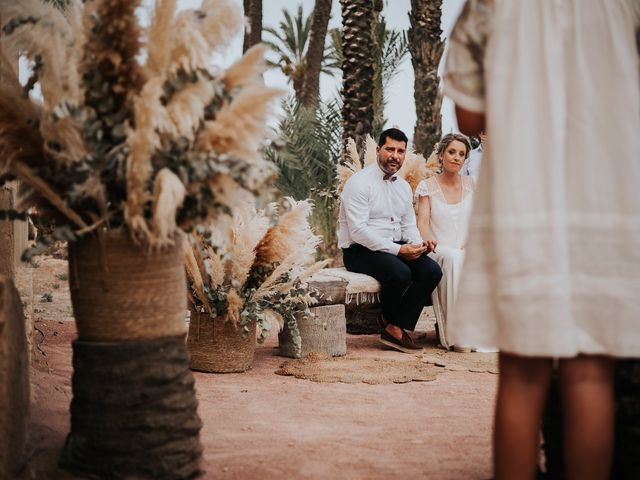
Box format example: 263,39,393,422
383,173,397,182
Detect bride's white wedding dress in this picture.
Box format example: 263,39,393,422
416,175,474,349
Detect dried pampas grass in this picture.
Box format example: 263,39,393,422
226,289,243,325
336,138,362,194
183,240,210,313
197,0,244,53
82,0,146,109
151,169,186,246
425,147,441,175
222,44,267,90
226,205,270,289
165,10,211,74
205,244,225,289
0,0,280,250
253,198,316,272
0,55,43,176
166,79,215,142
145,0,177,76
125,76,171,239
337,135,379,193
398,147,428,194
362,135,378,167
0,0,81,109
197,85,282,162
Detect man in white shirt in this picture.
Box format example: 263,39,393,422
338,128,442,354
460,133,485,178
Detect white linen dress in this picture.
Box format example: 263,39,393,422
443,0,640,357
416,176,475,349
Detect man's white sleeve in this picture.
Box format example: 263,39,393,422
342,182,401,255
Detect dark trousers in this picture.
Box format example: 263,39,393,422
342,243,443,331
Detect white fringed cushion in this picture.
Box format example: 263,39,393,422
308,267,380,305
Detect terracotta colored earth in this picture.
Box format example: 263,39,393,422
18,256,497,480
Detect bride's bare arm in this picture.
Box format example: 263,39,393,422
416,195,437,251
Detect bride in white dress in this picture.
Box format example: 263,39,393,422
416,133,474,350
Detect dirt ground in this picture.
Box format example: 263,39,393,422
17,255,497,480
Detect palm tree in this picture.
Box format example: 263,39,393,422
266,97,342,257
243,0,262,53
371,17,408,138
299,0,333,108
339,0,376,152
329,19,408,141
332,2,405,145
264,3,338,103
408,0,444,156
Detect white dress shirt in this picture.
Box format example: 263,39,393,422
337,163,423,256
460,145,482,178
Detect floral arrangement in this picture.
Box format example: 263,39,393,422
184,198,327,355
0,0,280,256
336,134,437,194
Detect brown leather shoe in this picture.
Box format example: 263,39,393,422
377,314,388,331
380,330,423,354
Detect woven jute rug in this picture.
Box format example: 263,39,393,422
418,347,499,374
275,352,438,385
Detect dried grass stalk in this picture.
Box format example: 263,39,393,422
81,0,146,111
151,169,186,246
363,135,377,167
253,198,315,269
125,77,169,239
204,244,225,289
183,240,210,313
0,0,80,110
196,0,244,53
145,0,177,76
222,44,267,90
226,289,243,325
398,147,427,193
197,85,282,162
425,147,441,176
166,79,215,142
226,204,270,289
165,10,211,74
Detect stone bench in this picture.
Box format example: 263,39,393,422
307,267,382,335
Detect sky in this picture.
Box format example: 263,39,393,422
138,0,466,142
20,1,466,140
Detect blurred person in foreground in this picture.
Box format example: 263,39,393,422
444,1,640,478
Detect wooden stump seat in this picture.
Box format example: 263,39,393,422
306,268,382,335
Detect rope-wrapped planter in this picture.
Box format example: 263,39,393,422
278,304,347,359
68,228,187,341
62,228,202,478
187,310,256,373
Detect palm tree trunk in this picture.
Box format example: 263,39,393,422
243,0,262,53
300,0,333,108
409,0,444,156
340,0,375,153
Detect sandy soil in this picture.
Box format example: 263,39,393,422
17,255,497,480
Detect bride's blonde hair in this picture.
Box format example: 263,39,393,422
435,133,472,160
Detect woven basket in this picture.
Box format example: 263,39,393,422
68,228,187,341
187,311,256,373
